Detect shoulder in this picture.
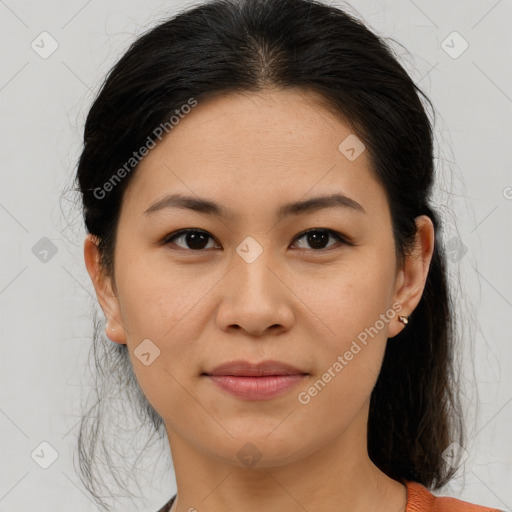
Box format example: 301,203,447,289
405,480,503,512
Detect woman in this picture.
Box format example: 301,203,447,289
76,0,502,510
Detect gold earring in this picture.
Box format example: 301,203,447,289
398,315,409,325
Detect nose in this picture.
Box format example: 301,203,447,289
215,243,294,337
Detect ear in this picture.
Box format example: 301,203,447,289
388,215,435,338
83,234,127,344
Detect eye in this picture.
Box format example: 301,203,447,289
291,229,349,251
163,228,350,252
163,229,219,251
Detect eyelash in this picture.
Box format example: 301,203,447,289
162,228,352,253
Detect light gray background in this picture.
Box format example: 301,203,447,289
0,0,511,510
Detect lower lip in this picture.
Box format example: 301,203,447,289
205,374,307,400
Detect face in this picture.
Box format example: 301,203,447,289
85,88,433,469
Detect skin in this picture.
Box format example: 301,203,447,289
84,88,435,512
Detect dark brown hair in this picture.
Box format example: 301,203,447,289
73,0,465,508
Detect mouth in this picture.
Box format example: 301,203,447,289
202,360,308,400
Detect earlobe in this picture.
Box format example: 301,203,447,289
105,322,126,344
83,234,127,344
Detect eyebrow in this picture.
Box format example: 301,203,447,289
143,192,366,220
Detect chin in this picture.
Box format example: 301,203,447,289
206,429,313,470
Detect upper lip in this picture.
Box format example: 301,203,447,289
203,360,308,377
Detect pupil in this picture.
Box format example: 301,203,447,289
187,232,208,250
308,231,328,249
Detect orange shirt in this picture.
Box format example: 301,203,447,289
405,480,503,511
157,481,503,511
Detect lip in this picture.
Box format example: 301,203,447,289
204,359,307,376
206,374,307,400
202,360,308,400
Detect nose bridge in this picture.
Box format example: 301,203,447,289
232,234,278,298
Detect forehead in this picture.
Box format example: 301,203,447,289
120,88,388,222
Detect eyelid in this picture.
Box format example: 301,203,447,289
162,228,354,251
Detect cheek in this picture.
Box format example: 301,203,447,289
116,250,214,343
294,269,395,432
115,259,227,419
310,255,396,345
300,248,396,406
